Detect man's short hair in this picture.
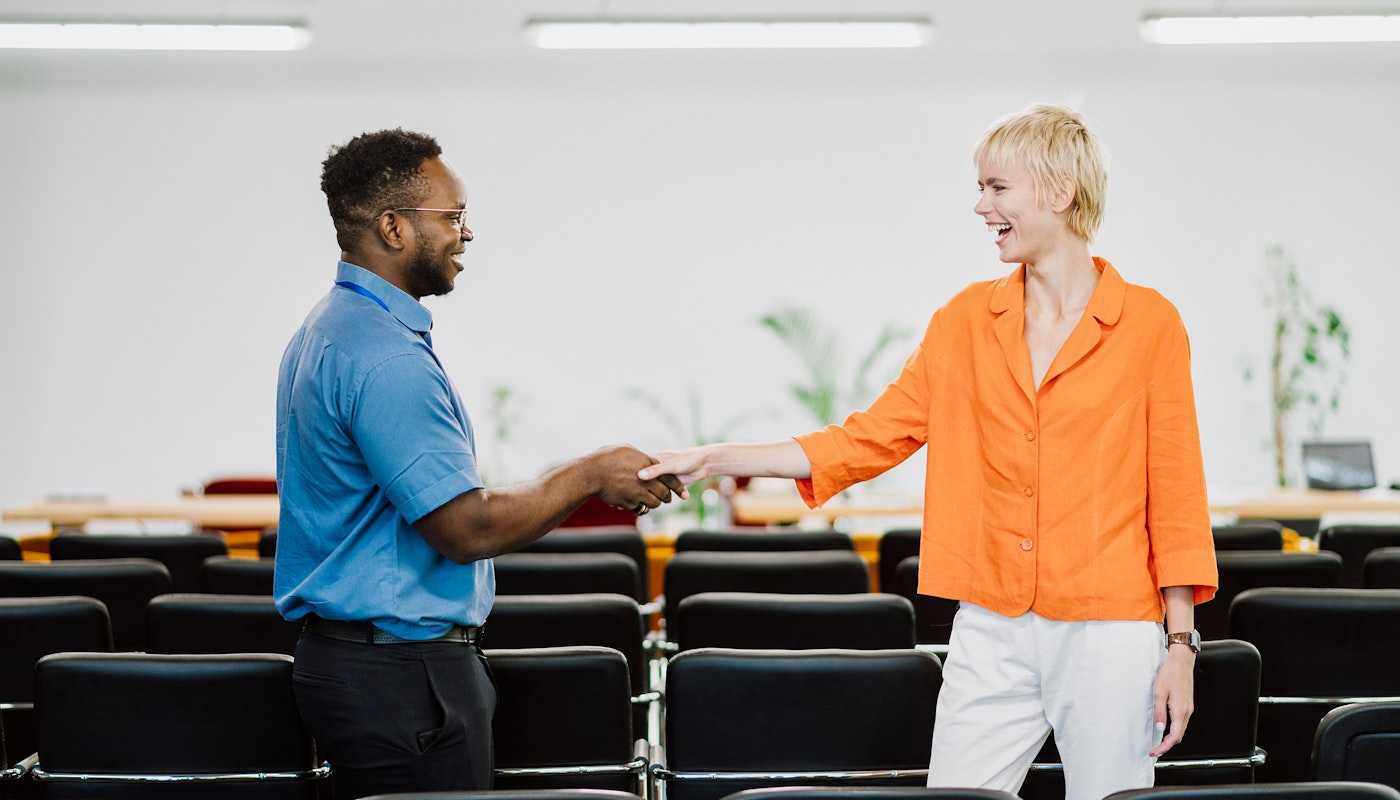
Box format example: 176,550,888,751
320,128,442,249
974,104,1107,242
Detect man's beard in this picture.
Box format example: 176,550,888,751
405,229,454,298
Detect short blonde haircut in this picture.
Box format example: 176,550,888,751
974,104,1107,242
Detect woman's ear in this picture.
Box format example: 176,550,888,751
1050,180,1076,214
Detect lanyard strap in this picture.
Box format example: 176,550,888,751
334,280,390,313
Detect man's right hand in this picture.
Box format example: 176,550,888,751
589,445,687,511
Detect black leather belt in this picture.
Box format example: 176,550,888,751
303,615,482,646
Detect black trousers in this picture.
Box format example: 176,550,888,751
292,631,496,800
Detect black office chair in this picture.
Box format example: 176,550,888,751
29,652,326,798
0,559,171,651
1363,548,1400,589
675,530,854,553
494,553,642,602
147,594,300,656
520,527,650,600
0,536,20,561
724,790,1022,800
1106,783,1400,800
1197,551,1343,640
201,556,275,595
674,593,914,651
361,790,644,800
878,528,921,593
1213,522,1285,551
0,597,113,776
891,556,959,646
258,528,277,559
486,647,646,794
1319,525,1400,588
653,648,942,800
1313,701,1400,787
1230,588,1400,782
1019,639,1264,799
50,532,227,594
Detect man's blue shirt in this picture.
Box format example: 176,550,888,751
274,261,492,639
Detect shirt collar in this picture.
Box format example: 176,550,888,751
988,256,1125,325
335,261,434,334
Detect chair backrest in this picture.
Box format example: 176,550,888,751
878,529,921,593
1106,784,1400,800
662,648,941,800
258,528,278,558
725,790,1024,800
1198,551,1343,640
147,594,300,656
892,556,959,646
1364,547,1400,589
359,790,644,800
494,553,642,602
0,597,113,703
201,556,275,595
675,530,854,553
1320,525,1400,588
1313,701,1400,785
33,652,319,795
485,646,639,792
484,594,644,693
520,527,650,600
663,551,870,636
0,536,20,561
675,593,914,651
1212,521,1284,551
50,532,227,594
1230,588,1400,782
0,560,171,651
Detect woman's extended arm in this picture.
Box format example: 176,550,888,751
638,440,811,486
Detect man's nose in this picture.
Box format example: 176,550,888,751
460,224,474,242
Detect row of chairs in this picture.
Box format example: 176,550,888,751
3,646,1397,799
351,787,1400,800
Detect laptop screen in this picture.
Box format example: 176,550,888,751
1301,441,1377,491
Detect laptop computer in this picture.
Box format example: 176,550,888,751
1301,440,1377,491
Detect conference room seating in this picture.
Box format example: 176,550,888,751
0,597,113,776
878,528,921,593
723,791,1023,800
1363,548,1400,589
1212,521,1285,551
486,647,645,794
0,536,19,561
1019,639,1264,799
200,556,275,595
28,652,325,798
520,527,650,600
49,532,227,594
258,528,277,558
1319,525,1400,588
661,551,869,638
1230,588,1400,782
1197,551,1343,640
1312,701,1400,787
494,553,642,602
673,592,915,651
147,594,300,656
892,556,959,646
360,790,644,800
653,648,942,800
1106,784,1400,800
0,559,171,651
674,530,854,553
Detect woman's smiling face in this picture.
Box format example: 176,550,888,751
974,157,1068,264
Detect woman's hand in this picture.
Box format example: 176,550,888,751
1148,647,1195,757
638,446,711,488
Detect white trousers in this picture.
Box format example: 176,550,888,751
927,602,1166,800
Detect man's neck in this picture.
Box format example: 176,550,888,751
341,252,418,300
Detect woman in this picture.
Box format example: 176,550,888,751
640,104,1218,800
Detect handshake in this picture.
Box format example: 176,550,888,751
585,444,712,516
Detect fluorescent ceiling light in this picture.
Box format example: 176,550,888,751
0,22,311,51
1140,15,1400,44
525,19,932,50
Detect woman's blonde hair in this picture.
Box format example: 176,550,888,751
974,104,1107,242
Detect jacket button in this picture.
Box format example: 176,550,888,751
1021,539,1034,551
1023,486,1034,497
1025,431,1036,441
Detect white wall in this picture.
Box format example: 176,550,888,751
2,8,1398,510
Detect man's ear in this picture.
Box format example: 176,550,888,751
1050,181,1076,215
375,211,409,251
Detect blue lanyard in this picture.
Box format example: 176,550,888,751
335,281,390,313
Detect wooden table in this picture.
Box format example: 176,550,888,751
2,496,281,530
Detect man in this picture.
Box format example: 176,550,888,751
275,127,683,799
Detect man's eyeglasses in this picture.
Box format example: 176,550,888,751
382,207,470,232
